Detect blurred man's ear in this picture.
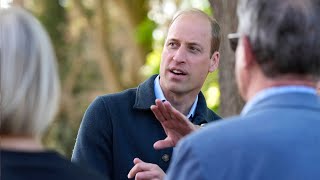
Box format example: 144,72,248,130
209,51,220,72
242,36,256,68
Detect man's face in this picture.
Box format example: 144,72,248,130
160,14,218,96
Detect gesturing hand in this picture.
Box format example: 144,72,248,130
127,158,165,180
151,99,199,150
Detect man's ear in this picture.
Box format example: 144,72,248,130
242,36,256,67
209,51,220,72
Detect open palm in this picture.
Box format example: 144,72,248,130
151,99,198,150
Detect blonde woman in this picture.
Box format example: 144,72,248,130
0,7,105,180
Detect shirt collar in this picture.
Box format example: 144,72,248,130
154,75,198,119
241,85,317,116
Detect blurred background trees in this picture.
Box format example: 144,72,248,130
209,0,245,116
1,0,243,157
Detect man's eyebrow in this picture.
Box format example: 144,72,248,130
166,39,203,49
166,38,179,42
187,42,201,46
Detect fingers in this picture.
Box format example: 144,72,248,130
133,157,143,164
151,105,166,123
153,139,174,150
128,158,165,180
155,99,172,121
135,171,162,180
151,99,197,150
152,99,190,125
128,158,144,178
128,158,152,178
151,99,177,122
163,101,189,123
152,99,193,134
158,100,176,121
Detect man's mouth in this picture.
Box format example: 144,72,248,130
170,69,187,75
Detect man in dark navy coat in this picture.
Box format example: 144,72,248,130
72,8,221,180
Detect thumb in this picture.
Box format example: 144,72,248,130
153,140,174,150
133,157,143,164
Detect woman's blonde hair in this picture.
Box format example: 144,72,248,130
0,7,60,136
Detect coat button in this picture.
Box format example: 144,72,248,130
162,154,170,162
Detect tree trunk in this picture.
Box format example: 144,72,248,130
209,0,245,117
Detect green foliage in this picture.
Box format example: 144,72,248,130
141,49,161,76
203,6,213,16
31,0,68,81
202,71,220,113
135,17,157,53
33,0,66,56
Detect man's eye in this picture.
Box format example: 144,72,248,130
168,42,176,47
189,46,200,53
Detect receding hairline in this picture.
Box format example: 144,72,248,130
170,8,213,29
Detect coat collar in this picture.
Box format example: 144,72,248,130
133,74,158,110
244,92,320,116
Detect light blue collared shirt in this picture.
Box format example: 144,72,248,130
154,75,198,119
241,85,317,116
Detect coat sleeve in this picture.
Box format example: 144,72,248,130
165,139,207,180
71,96,113,179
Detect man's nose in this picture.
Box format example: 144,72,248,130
172,47,187,63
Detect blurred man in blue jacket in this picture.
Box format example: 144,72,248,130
166,0,320,179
